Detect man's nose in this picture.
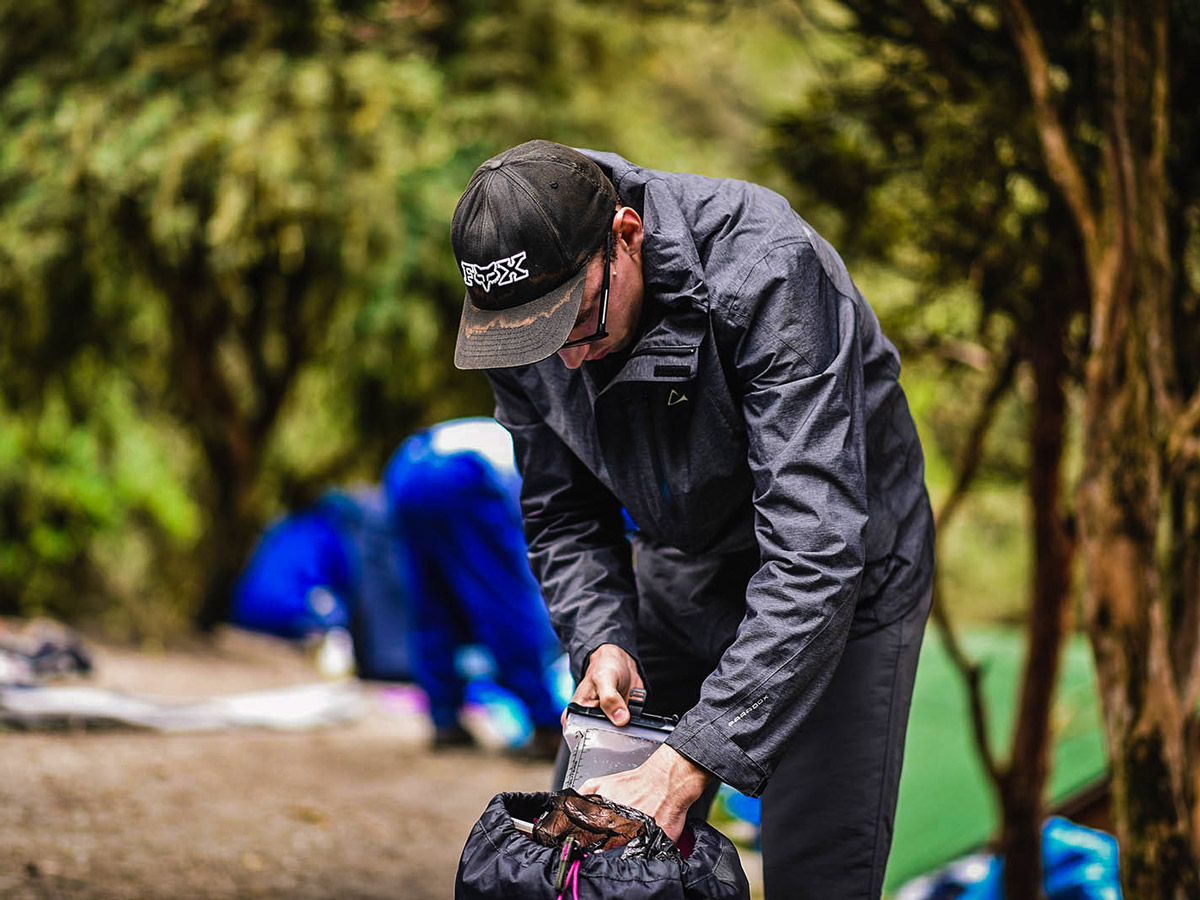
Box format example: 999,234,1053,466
557,344,589,369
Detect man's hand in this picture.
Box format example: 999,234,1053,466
578,744,715,843
566,643,643,727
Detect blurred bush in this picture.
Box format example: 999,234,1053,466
0,0,1043,638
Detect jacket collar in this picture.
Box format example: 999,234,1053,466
566,150,713,388
594,300,705,389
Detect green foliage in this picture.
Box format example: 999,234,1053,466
1,0,1116,636
0,0,832,634
767,0,1097,623
0,0,471,627
902,356,1031,622
0,369,199,625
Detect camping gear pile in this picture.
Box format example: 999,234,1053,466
0,618,92,686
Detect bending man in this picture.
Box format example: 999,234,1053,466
450,141,935,898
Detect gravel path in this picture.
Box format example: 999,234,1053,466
0,629,552,900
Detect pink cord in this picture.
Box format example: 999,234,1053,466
567,860,581,900
556,859,581,900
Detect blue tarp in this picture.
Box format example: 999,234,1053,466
231,488,414,681
896,817,1121,900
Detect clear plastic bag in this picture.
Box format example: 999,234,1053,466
561,688,678,789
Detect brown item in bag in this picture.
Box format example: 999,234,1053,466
531,789,680,861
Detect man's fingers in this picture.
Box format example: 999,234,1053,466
595,672,629,725
571,677,599,707
572,644,644,728
564,676,600,727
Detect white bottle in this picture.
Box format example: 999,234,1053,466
315,627,355,679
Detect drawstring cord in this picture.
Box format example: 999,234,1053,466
556,859,581,900
553,837,583,900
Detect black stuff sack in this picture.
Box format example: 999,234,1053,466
454,790,751,900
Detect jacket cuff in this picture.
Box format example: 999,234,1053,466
665,721,768,798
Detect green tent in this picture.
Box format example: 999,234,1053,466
884,628,1107,891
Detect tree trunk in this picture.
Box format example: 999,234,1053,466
1079,314,1198,897
166,284,264,632
1003,0,1200,892
1080,3,1200,894
999,781,1043,900
1000,307,1075,900
194,444,261,631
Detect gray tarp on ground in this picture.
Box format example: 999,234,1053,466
0,680,365,731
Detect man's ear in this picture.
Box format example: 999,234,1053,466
613,207,644,256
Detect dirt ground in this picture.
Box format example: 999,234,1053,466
0,628,762,900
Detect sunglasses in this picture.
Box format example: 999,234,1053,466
560,229,612,350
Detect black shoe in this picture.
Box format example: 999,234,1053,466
510,725,562,762
433,724,477,750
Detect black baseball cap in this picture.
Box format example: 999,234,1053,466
451,140,619,370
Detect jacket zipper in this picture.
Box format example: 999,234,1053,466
644,386,672,507
631,345,696,358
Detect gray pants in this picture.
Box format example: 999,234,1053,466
756,589,930,898
555,541,931,900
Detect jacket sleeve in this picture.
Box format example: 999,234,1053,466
486,369,641,682
663,240,870,796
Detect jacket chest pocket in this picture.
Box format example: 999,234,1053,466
600,345,752,552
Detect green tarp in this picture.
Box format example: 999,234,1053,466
884,628,1107,891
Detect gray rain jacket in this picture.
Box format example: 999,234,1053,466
486,151,935,797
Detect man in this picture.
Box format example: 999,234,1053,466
451,140,934,898
383,416,565,758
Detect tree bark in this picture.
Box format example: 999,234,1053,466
1002,0,1200,894
1079,3,1199,895
999,298,1075,900
1078,280,1199,895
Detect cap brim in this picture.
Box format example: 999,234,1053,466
453,267,587,370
